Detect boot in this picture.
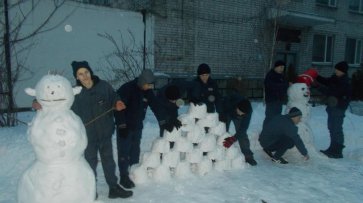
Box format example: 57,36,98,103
321,143,344,159
120,175,135,189
320,144,333,154
108,185,133,199
245,156,257,166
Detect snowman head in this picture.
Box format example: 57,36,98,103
25,74,82,110
287,83,310,103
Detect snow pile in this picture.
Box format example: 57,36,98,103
130,103,247,184
18,74,97,203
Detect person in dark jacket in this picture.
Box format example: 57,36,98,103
156,84,184,137
114,69,180,189
259,107,309,164
263,60,289,128
70,61,132,199
221,94,257,166
189,63,222,114
315,61,352,159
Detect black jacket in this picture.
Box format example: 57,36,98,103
316,74,351,110
264,69,289,103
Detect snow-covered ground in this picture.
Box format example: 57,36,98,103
1,102,363,203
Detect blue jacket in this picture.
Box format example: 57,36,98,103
264,69,289,103
189,77,222,113
72,76,117,142
259,115,308,156
221,94,252,140
114,79,162,130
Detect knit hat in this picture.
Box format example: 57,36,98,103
71,61,93,78
137,69,155,88
274,60,286,68
197,63,211,75
335,61,348,74
237,99,252,114
165,85,181,100
288,107,302,118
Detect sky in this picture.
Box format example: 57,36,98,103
1,102,363,203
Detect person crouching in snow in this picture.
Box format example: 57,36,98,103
220,93,257,166
315,61,352,159
259,107,309,164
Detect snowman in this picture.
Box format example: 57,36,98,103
18,74,97,203
285,83,318,159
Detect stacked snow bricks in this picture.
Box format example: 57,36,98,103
130,103,247,184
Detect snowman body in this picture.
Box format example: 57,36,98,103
18,75,96,203
285,83,317,159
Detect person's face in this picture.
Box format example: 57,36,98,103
274,65,285,74
335,69,345,77
141,83,154,91
199,74,210,84
291,116,302,124
76,68,93,88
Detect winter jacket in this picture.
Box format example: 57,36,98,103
264,69,289,103
114,79,163,130
221,94,252,140
72,76,117,142
189,77,222,113
316,74,351,110
259,115,308,156
156,86,179,122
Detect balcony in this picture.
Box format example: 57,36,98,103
268,8,335,28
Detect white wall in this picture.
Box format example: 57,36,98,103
11,1,153,108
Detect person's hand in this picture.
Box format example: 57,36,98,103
32,99,42,110
118,124,128,138
164,119,182,132
115,100,126,111
223,136,237,148
303,155,309,161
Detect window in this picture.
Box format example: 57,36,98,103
312,34,334,63
345,38,362,65
349,0,363,13
316,0,337,7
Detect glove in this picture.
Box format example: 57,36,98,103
223,136,237,148
118,124,128,138
164,118,182,132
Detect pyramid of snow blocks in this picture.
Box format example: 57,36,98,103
131,103,247,185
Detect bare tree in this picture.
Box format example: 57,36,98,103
96,30,155,89
0,0,71,127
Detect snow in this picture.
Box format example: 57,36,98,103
1,102,363,203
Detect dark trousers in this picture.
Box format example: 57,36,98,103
264,136,294,159
226,113,253,157
326,107,346,146
116,129,142,176
263,101,283,128
84,137,118,188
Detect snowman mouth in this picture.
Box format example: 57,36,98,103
40,99,66,102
